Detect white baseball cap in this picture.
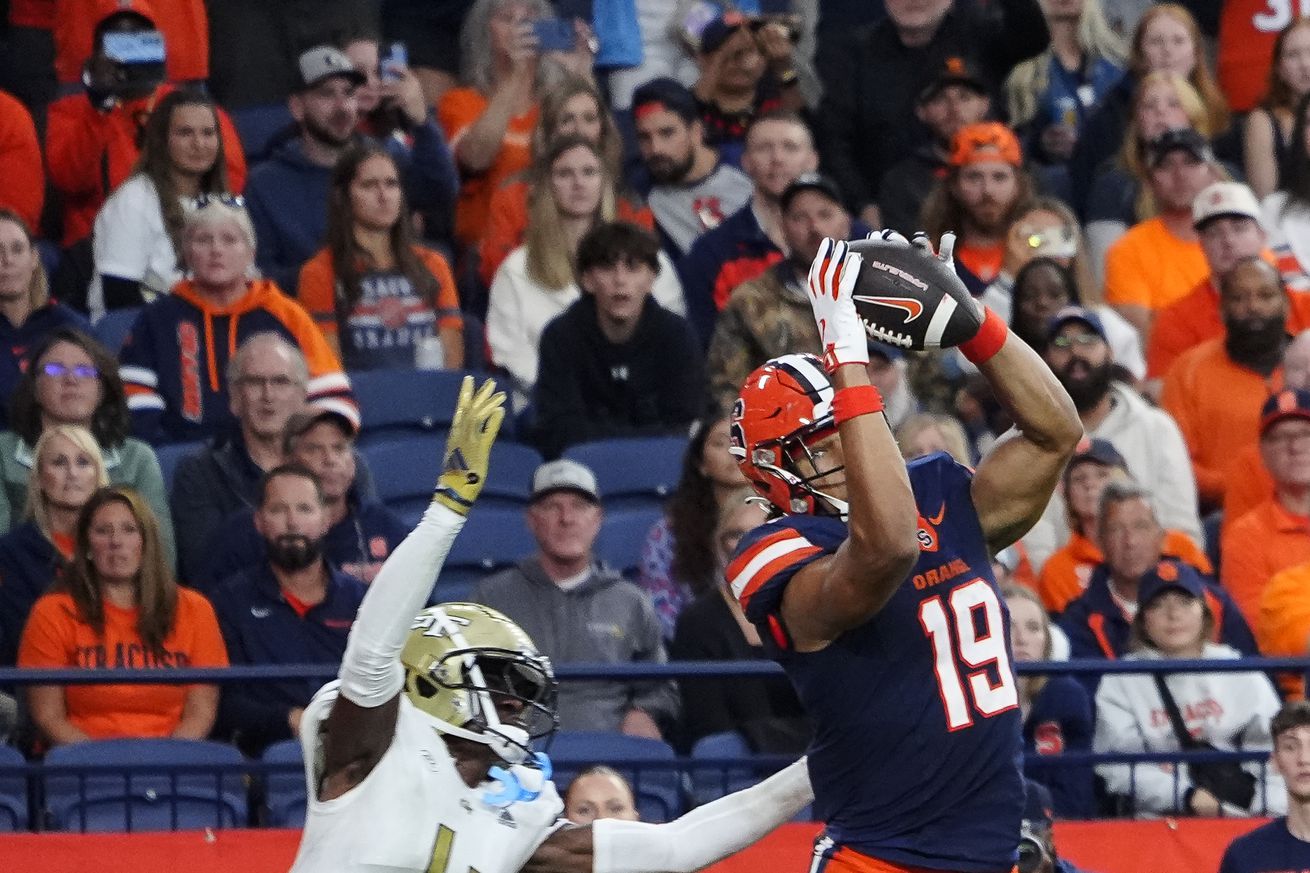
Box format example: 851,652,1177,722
1193,182,1261,229
297,45,366,91
530,460,600,503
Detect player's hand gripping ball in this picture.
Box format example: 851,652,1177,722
845,230,985,350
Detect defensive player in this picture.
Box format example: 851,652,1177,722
287,376,814,873
728,235,1082,872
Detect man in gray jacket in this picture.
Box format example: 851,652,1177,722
470,459,679,738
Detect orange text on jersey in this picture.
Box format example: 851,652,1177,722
912,558,971,591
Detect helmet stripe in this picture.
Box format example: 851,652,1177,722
774,354,833,403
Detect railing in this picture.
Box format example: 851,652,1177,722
0,657,1303,833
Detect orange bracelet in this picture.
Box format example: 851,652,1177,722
833,385,884,424
959,307,1008,364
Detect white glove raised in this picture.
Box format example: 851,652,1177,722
806,237,867,372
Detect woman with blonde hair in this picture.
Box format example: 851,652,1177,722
19,486,228,746
0,425,107,666
895,413,973,465
1094,561,1284,818
478,76,654,287
1002,584,1094,817
1245,18,1310,199
1070,3,1231,211
486,136,683,403
1005,0,1127,166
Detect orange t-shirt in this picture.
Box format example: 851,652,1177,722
18,587,228,739
1222,444,1272,535
438,87,537,248
1259,560,1310,660
1146,277,1310,378
477,178,656,287
1037,530,1210,614
1221,499,1310,629
54,0,209,85
955,242,1004,285
1104,217,1210,313
1217,0,1280,114
1159,337,1283,504
0,90,44,234
297,245,464,337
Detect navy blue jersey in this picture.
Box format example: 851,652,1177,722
1219,818,1310,873
726,453,1023,871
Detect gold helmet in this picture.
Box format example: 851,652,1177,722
401,603,557,763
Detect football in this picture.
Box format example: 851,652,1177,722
846,237,984,351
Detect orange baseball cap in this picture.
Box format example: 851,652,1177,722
948,123,1023,168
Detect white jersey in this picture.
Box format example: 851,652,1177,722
288,681,567,873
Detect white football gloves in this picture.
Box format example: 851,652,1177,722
806,237,867,372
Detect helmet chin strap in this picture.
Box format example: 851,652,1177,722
756,458,850,521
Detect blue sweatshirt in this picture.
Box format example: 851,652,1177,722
210,561,367,753
0,521,65,666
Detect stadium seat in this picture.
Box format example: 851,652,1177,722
436,505,538,602
688,732,756,807
482,441,542,508
350,368,474,446
0,745,27,831
43,739,248,832
92,307,141,353
546,731,682,822
562,436,687,509
261,740,307,828
152,440,205,493
596,506,663,576
228,103,294,162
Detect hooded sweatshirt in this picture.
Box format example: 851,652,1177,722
1093,643,1286,817
119,278,356,444
469,556,680,733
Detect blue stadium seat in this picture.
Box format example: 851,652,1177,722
562,437,687,509
437,505,537,602
92,307,141,353
482,441,542,508
228,103,294,162
153,440,205,493
688,731,755,807
546,731,682,822
0,745,27,831
44,739,248,832
596,506,663,576
261,740,307,828
350,368,474,446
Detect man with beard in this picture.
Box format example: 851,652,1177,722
631,78,752,259
1103,130,1221,339
210,463,368,755
1147,182,1310,384
676,110,820,343
1023,306,1200,572
197,408,407,589
1221,389,1310,627
1163,257,1291,507
919,122,1034,295
245,45,366,292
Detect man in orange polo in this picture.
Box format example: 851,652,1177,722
1103,129,1220,339
1161,256,1289,506
1147,182,1310,382
1222,389,1310,627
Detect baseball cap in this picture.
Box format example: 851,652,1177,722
1193,181,1262,230
919,56,987,103
1047,305,1107,342
1022,780,1054,829
283,408,359,450
531,459,600,503
1260,389,1310,435
698,11,748,54
1145,128,1213,169
297,45,366,91
1137,559,1206,608
632,77,700,125
948,123,1022,168
1066,436,1127,476
779,173,845,212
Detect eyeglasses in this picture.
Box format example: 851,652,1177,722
1049,333,1102,350
194,193,246,210
40,362,98,380
235,374,300,392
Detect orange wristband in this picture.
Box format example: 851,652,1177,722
959,308,1008,364
833,385,884,424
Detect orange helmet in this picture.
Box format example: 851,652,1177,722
730,354,845,516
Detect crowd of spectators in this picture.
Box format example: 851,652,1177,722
5,0,1310,843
